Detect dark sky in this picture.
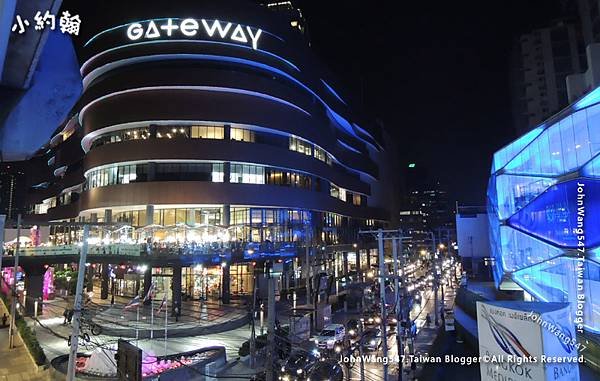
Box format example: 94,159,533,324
296,0,574,205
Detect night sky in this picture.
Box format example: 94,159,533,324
297,0,574,205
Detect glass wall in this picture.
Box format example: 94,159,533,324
488,95,600,333
85,162,224,190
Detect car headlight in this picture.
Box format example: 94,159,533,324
335,345,342,353
370,340,376,345
297,369,303,375
392,318,398,323
368,318,374,323
375,317,381,324
349,329,355,336
281,366,285,372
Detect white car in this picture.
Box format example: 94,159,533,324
314,324,346,350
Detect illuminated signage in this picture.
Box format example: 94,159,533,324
126,19,263,50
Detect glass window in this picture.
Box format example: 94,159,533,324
231,128,255,142
289,137,312,156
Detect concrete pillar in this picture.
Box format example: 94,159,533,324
146,205,154,226
224,124,231,140
90,213,98,223
356,248,362,282
221,262,231,304
222,204,230,227
143,269,152,305
224,162,231,184
23,265,45,316
172,265,182,315
101,264,109,299
343,251,349,278
104,209,112,224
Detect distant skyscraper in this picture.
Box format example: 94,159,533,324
511,21,585,135
577,0,600,46
256,1,307,35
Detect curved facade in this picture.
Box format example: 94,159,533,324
30,2,395,248
488,87,600,333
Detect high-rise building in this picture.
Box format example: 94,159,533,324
511,21,585,135
256,1,306,35
399,164,455,254
0,163,26,221
577,0,600,46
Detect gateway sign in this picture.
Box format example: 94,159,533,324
126,19,263,50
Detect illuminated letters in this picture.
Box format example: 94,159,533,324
126,23,144,40
124,18,263,49
180,18,199,36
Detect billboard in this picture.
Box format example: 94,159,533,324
476,301,580,381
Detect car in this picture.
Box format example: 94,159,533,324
306,360,345,381
279,350,319,381
346,318,361,338
362,313,382,327
314,324,345,350
361,328,383,351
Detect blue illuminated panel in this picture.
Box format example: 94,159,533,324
492,126,543,173
493,174,555,220
513,258,600,333
507,179,600,248
498,225,564,272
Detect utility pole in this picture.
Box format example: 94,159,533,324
304,225,311,310
358,321,366,381
8,214,21,349
0,215,5,282
377,229,389,381
359,229,408,381
67,224,90,381
392,237,402,381
250,267,257,369
266,263,276,381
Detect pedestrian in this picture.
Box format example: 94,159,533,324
68,309,74,324
174,303,180,322
2,313,7,327
63,308,69,325
425,314,431,327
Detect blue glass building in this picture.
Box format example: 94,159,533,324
488,87,600,333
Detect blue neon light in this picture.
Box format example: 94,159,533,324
337,139,362,154
83,51,378,149
321,79,347,105
81,39,300,74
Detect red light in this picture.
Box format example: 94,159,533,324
120,265,126,269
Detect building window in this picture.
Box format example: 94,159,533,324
191,125,224,139
231,128,255,142
314,145,332,165
289,136,312,156
85,162,224,190
230,164,265,184
330,183,346,201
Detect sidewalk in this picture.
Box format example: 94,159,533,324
0,301,48,381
